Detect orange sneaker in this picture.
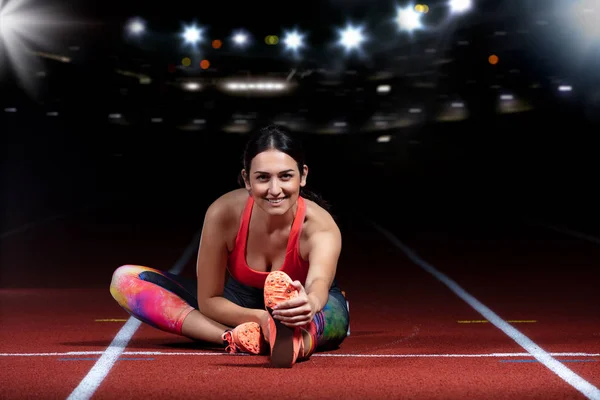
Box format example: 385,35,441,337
263,271,307,368
222,321,266,355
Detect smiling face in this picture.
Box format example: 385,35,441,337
243,149,308,216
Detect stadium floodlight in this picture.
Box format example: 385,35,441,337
395,5,423,32
282,29,305,52
232,30,250,47
449,0,472,13
336,23,366,52
0,0,68,94
181,23,204,46
126,17,145,36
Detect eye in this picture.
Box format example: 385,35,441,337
280,174,293,180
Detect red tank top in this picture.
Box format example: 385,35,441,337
227,195,310,289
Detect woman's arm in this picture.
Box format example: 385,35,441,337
271,212,342,327
196,199,265,328
304,224,342,312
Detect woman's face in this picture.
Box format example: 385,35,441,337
243,149,308,216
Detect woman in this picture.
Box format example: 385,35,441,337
110,124,350,368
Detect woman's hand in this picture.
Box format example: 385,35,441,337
270,281,316,328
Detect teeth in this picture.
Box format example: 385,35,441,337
268,198,284,203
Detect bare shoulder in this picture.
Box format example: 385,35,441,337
303,198,341,237
205,188,248,227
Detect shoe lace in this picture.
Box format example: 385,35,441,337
222,330,239,354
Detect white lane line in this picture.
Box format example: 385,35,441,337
66,318,141,400
1,351,599,358
66,227,202,400
541,224,600,246
368,220,600,400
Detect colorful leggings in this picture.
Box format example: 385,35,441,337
110,265,350,351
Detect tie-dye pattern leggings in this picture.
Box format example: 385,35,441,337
110,265,350,351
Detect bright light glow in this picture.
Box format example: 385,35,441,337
558,85,572,92
183,82,201,91
126,17,145,35
224,81,287,91
282,29,305,51
181,23,203,45
396,5,423,31
337,24,366,51
377,135,391,143
0,0,71,94
568,0,600,41
232,31,249,46
377,85,391,93
450,0,472,13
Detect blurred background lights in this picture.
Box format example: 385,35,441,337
183,82,201,91
182,23,203,45
414,4,430,13
396,5,423,32
0,0,70,94
232,32,249,46
337,24,366,51
265,35,279,45
181,57,191,66
569,0,600,40
450,0,472,13
224,82,287,91
282,30,305,51
488,54,499,65
212,39,222,49
126,18,145,36
200,59,210,69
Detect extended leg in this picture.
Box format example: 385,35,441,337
109,264,229,344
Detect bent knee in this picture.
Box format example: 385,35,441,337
109,265,151,304
111,264,143,287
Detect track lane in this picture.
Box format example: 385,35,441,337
368,217,600,391
94,218,592,399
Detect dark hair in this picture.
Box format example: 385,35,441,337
238,124,330,211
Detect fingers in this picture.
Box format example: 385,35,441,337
290,280,305,293
273,296,307,310
276,313,312,327
272,304,313,327
273,281,307,310
270,281,313,327
272,305,311,318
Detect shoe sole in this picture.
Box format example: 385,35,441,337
267,307,295,368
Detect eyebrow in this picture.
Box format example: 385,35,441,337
254,169,295,175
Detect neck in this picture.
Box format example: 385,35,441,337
256,203,297,233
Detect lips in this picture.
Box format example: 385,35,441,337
266,197,287,204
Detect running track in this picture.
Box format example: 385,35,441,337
1,197,599,399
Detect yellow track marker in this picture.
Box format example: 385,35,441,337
458,320,537,324
95,319,128,322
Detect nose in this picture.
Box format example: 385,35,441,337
268,179,282,195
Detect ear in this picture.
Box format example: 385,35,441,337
300,165,308,187
241,169,251,191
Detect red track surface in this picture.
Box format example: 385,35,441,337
1,204,599,399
